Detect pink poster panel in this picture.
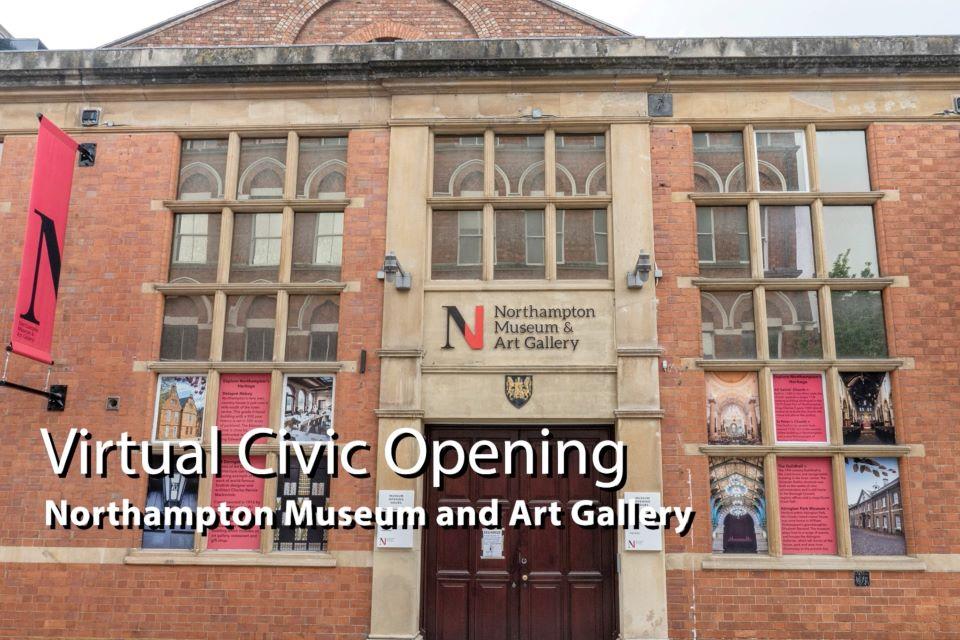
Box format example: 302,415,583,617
773,373,828,443
206,456,266,551
777,457,837,555
217,373,272,444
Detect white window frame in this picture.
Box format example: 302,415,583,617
456,211,483,266
524,211,545,266
594,210,608,265
556,210,565,265
697,208,716,264
173,214,209,265
314,212,344,266
251,213,283,267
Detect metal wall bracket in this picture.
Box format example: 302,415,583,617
0,380,67,411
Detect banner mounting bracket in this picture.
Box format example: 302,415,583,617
1,347,67,411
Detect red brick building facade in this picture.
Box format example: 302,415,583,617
0,2,958,639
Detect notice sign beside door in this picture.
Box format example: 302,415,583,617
376,490,414,549
481,528,505,559
624,491,663,551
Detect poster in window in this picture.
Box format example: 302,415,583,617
706,372,761,445
282,376,334,441
142,454,199,550
709,457,768,554
772,373,828,443
217,373,271,444
839,372,896,445
206,456,266,551
274,451,328,552
845,457,905,555
777,457,837,555
152,375,207,442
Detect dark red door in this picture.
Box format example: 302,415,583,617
423,426,618,640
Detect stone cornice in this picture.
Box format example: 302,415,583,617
1,37,959,94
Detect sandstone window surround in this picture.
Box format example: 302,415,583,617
691,123,918,567
136,131,355,566
429,128,612,282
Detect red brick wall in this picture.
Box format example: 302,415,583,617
121,0,615,47
653,123,960,638
295,0,476,44
0,127,388,637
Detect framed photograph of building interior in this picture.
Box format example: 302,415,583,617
705,372,761,445
839,372,896,445
281,375,335,441
771,372,828,444
845,457,905,555
152,375,207,442
709,457,768,554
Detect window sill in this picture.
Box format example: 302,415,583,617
164,198,351,213
701,554,925,572
424,279,614,292
124,550,337,567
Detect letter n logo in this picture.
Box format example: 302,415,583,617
442,305,483,350
20,208,62,326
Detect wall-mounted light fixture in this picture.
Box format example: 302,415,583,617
377,251,412,291
627,250,662,289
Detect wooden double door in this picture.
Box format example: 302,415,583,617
423,426,618,640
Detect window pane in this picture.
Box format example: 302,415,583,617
495,210,545,279
432,210,482,280
223,295,276,361
839,372,896,445
231,213,281,282
274,450,329,551
823,206,879,278
160,296,213,361
693,132,745,193
495,135,544,196
701,291,756,359
169,214,220,282
238,138,287,200
845,457,905,555
817,130,871,192
178,139,228,200
761,205,815,278
557,209,608,279
291,212,343,282
709,457,767,554
832,290,888,358
765,290,822,359
697,206,750,278
434,135,484,196
287,295,339,362
298,137,347,199
556,134,606,195
755,130,809,192
706,372,762,445
142,453,200,550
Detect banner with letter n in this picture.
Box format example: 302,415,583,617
9,116,78,365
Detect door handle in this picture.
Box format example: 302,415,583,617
521,574,529,582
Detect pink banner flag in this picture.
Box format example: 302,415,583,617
10,117,78,364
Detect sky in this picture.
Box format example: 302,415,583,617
2,0,959,49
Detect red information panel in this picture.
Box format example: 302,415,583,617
206,457,266,551
216,373,271,444
777,457,837,555
773,373,827,443
10,117,78,364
